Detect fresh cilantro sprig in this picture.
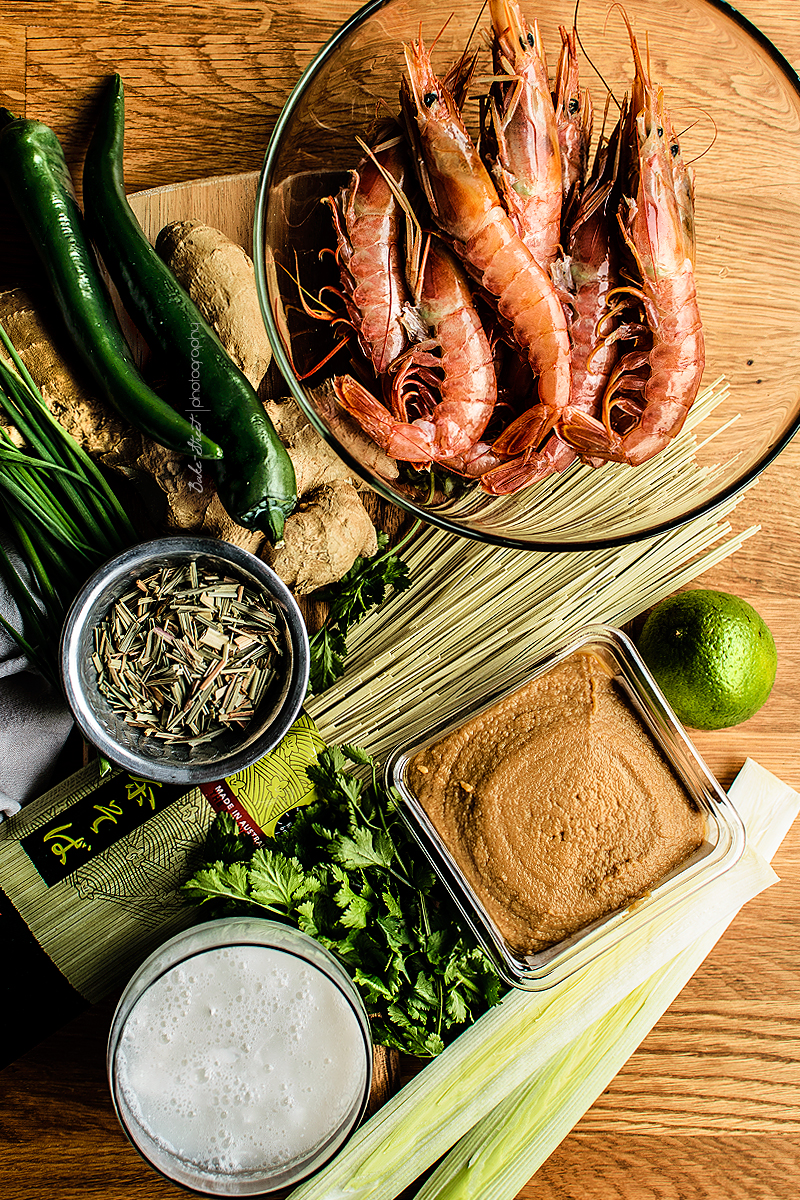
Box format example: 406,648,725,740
183,744,504,1057
308,528,414,694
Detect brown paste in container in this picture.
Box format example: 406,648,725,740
407,649,706,954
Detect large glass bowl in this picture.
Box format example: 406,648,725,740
254,0,800,550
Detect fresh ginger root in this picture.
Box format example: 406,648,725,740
155,219,397,485
3,226,385,595
155,219,273,389
262,397,355,496
0,285,253,545
262,480,378,595
0,286,142,472
157,220,385,592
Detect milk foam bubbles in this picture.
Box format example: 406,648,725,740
114,942,368,1180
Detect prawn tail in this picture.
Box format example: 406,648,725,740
333,374,434,465
438,440,504,478
490,401,557,457
558,407,626,463
480,431,575,494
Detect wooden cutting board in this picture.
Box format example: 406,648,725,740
127,171,260,255
105,171,262,378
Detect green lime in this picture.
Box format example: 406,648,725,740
637,589,777,730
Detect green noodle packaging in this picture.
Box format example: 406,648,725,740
0,713,322,1067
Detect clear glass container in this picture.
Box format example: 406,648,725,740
386,626,746,990
254,0,800,550
107,917,372,1195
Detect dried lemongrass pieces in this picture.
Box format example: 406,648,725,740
92,561,283,747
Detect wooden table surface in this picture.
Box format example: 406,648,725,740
1,1,799,1197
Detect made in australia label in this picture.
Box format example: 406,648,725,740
20,775,185,887
200,712,325,844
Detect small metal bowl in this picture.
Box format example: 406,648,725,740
60,537,309,785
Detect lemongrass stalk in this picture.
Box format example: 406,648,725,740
0,440,122,553
0,576,47,654
0,365,102,531
0,421,121,559
0,608,40,658
286,818,777,1200
0,537,51,630
0,321,44,401
412,760,799,1200
0,469,99,555
7,513,89,605
0,439,112,489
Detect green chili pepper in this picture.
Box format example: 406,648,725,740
82,75,297,543
0,108,223,463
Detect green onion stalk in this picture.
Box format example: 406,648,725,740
0,320,137,687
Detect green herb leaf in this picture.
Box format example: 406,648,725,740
333,876,371,929
182,861,251,906
340,743,373,766
308,625,347,695
308,531,414,694
248,847,320,912
183,742,503,1057
200,812,251,865
334,826,395,872
413,971,440,1008
445,988,469,1026
353,968,397,1003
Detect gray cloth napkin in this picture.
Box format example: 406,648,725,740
0,564,74,814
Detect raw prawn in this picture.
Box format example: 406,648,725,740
481,0,563,267
483,112,625,495
334,238,497,463
401,34,571,451
664,105,696,265
561,18,704,466
552,25,593,219
438,439,505,479
558,112,624,441
478,430,577,494
321,138,410,376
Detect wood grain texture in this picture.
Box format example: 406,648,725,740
581,1001,800,1133
519,1134,800,1199
0,1,799,1198
1,2,358,191
0,25,26,111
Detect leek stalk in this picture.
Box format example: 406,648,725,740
412,759,800,1200
286,765,781,1200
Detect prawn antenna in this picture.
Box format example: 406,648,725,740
444,0,487,93
462,0,489,64
573,0,622,112
429,13,455,57
677,109,718,164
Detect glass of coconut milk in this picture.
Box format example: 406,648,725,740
107,917,372,1195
